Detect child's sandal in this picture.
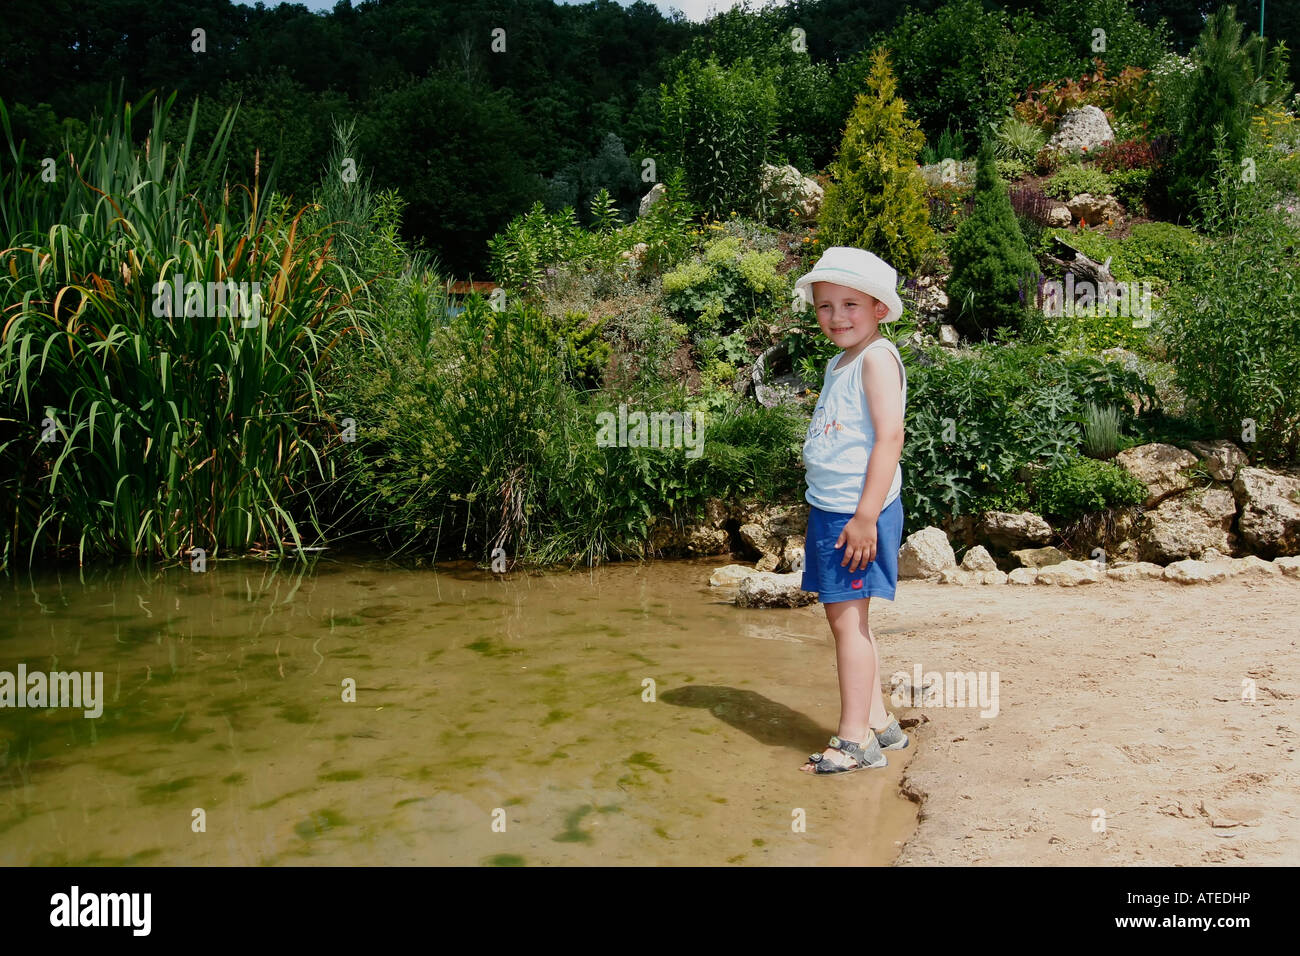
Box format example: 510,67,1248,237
805,734,888,774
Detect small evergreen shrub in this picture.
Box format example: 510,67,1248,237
946,140,1038,339
818,46,934,273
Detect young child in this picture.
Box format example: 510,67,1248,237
794,246,909,775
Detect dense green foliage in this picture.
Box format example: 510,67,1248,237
902,343,1158,529
0,93,370,566
660,56,778,221
946,141,1038,339
1158,150,1300,463
1034,452,1148,522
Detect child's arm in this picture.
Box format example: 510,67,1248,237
835,350,904,571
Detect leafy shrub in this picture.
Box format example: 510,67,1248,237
996,157,1031,182
1013,59,1157,131
661,235,785,338
818,47,934,273
1046,162,1116,200
901,342,1159,530
946,141,1038,339
1159,153,1300,463
881,0,1076,141
1033,452,1147,522
1110,168,1153,212
1035,145,1065,174
1094,137,1158,171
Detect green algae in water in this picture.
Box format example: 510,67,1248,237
752,838,766,847
222,772,246,785
625,752,668,775
484,854,526,866
277,704,314,724
318,769,363,782
541,709,570,726
294,808,346,839
553,804,595,843
654,826,670,840
465,639,520,658
252,786,312,811
138,776,200,803
551,804,616,843
325,615,366,628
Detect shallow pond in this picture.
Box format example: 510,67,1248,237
0,557,917,865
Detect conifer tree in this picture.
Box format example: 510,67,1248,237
817,47,933,273
946,139,1038,340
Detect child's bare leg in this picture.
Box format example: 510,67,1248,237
866,620,890,730
801,598,889,771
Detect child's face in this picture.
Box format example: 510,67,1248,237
811,281,887,349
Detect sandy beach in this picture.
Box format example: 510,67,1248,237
876,575,1300,865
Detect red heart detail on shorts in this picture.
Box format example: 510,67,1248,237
851,579,863,590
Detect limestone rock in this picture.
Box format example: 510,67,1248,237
735,571,818,608
961,545,999,571
1273,556,1300,578
1163,559,1230,584
1047,105,1114,154
759,163,824,223
710,564,757,588
1010,546,1070,569
1136,487,1237,562
740,522,781,572
1047,204,1072,226
1008,567,1039,585
1232,466,1300,557
1115,443,1199,507
686,527,732,555
899,527,957,578
780,535,806,575
1107,561,1167,581
638,183,666,217
981,569,1008,585
978,511,1054,551
1186,439,1248,482
938,567,981,586
1066,192,1124,224
1035,560,1103,586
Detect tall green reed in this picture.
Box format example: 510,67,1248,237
0,90,373,568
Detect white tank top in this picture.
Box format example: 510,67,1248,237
802,337,907,514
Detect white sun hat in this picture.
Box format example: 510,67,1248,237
793,246,905,323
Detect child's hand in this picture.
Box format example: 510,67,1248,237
835,515,878,572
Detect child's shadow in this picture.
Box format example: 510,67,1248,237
659,685,822,748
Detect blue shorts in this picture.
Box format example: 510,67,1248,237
800,497,904,603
